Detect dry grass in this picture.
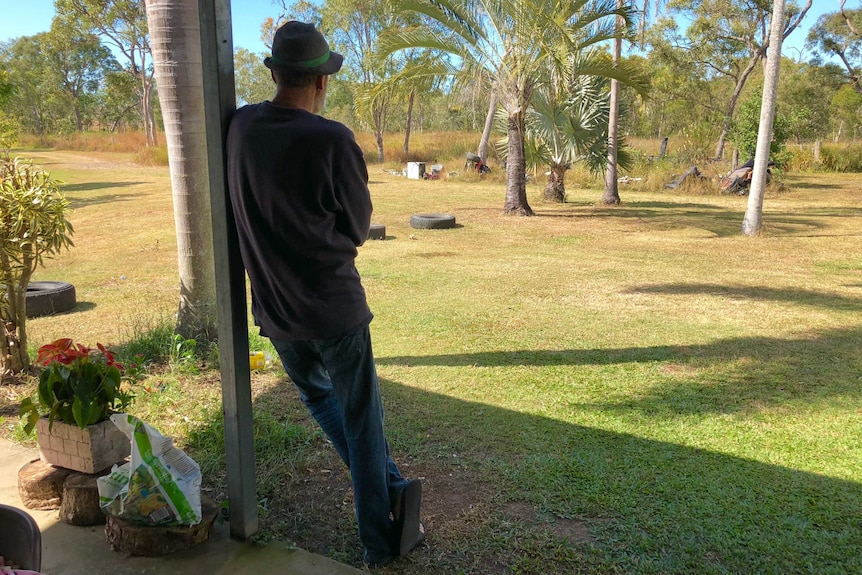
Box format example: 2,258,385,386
4,149,862,574
19,150,179,347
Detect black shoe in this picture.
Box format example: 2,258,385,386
392,479,424,556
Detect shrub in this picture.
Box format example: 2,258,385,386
819,143,862,173
134,146,170,166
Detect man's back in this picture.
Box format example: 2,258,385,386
226,102,373,341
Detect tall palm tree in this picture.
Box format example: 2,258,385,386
144,0,217,340
380,0,636,216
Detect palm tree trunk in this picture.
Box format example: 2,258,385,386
478,92,497,162
145,0,217,340
503,110,534,216
403,89,415,158
602,9,623,206
743,0,786,236
544,164,567,202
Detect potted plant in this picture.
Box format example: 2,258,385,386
20,338,136,474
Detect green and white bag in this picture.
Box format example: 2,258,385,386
97,414,202,526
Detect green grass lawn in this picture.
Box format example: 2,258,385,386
5,150,862,574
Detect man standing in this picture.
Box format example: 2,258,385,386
225,21,423,568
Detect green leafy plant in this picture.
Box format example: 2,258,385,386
0,158,74,374
729,90,793,167
19,338,135,432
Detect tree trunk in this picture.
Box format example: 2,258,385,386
403,89,414,158
544,164,567,202
602,10,623,206
375,130,384,164
0,257,32,375
714,53,762,160
373,99,385,163
503,110,533,216
145,0,217,341
477,92,497,162
141,75,158,148
743,0,786,236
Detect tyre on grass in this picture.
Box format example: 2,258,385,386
409,214,456,229
367,223,386,240
25,281,77,318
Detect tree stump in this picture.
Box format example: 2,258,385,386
18,458,72,510
104,497,218,556
60,473,106,526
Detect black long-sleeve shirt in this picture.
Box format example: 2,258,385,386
226,102,373,341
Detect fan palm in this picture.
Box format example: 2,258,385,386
379,0,640,216
496,68,632,202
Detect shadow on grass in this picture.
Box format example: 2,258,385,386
377,324,862,413
182,361,862,574
67,194,133,209
62,181,140,192
381,380,862,574
630,282,862,311
536,202,834,238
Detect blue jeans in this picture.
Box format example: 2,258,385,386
270,325,408,565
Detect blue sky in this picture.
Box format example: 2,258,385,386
0,0,836,59
0,0,282,54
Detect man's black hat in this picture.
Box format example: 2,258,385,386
264,21,344,76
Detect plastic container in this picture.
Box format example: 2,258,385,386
249,351,273,370
0,503,41,571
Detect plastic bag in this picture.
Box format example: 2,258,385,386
97,414,202,526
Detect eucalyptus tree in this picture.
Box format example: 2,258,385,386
0,36,53,137
777,60,840,145
56,0,157,146
379,0,637,216
657,0,812,159
95,70,141,132
315,0,407,163
743,0,786,236
42,20,117,132
234,48,273,106
143,0,217,340
806,8,861,94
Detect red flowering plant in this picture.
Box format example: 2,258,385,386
19,338,136,432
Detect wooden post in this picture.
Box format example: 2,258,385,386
658,137,668,158
198,0,258,539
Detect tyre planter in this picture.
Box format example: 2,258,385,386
26,281,76,318
409,213,457,229
367,222,386,240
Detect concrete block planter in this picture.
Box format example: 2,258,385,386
37,417,130,474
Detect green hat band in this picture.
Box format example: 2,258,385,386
269,50,331,68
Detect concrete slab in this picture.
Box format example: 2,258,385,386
1,439,363,575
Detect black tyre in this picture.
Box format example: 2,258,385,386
409,213,457,229
25,281,77,318
367,222,386,240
